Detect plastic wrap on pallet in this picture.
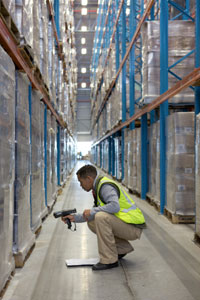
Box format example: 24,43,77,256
51,115,57,198
66,133,70,176
33,0,40,67
114,136,122,180
31,90,42,232
166,112,195,215
102,140,109,173
46,110,52,205
60,128,66,184
0,46,15,292
48,20,55,100
148,121,160,204
195,114,200,236
141,21,195,105
13,71,35,264
122,129,129,186
148,123,157,197
40,102,46,217
39,0,49,87
110,79,122,128
136,128,141,193
54,53,59,109
3,0,15,20
128,130,137,190
14,0,33,48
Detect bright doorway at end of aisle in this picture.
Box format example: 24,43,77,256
77,142,92,160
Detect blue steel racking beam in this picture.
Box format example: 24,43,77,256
159,0,169,214
54,0,60,40
121,0,127,180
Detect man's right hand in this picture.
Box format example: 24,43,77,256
61,215,75,223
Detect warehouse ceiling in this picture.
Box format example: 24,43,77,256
73,0,98,142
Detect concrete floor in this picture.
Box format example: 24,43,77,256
2,161,200,300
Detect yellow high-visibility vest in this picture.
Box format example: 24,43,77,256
96,176,145,224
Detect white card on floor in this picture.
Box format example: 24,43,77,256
66,258,99,267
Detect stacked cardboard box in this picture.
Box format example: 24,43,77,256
166,112,195,215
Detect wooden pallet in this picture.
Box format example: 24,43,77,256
14,243,35,268
18,44,34,68
0,270,15,299
164,208,195,224
0,0,20,44
128,188,141,198
194,233,200,247
146,195,160,212
33,65,45,87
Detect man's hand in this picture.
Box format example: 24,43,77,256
83,209,91,221
62,215,75,223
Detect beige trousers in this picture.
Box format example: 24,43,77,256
88,211,142,264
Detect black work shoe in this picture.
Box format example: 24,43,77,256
118,253,127,259
92,261,118,271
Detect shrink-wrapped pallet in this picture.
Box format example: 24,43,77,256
60,128,66,184
102,139,109,173
141,21,195,105
14,0,34,48
166,112,195,216
51,115,57,199
40,101,47,218
195,114,200,237
33,0,40,67
13,71,35,266
31,90,42,232
46,110,53,206
114,136,122,180
39,0,49,86
0,46,15,292
123,129,129,187
155,122,160,205
128,130,137,190
148,122,157,198
136,128,141,193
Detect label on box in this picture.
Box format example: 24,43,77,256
185,127,193,134
178,185,186,191
177,144,186,153
185,168,193,174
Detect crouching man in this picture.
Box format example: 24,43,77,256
62,164,146,271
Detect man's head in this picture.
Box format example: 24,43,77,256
76,165,97,192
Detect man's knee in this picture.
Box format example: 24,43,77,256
87,220,96,233
94,211,109,223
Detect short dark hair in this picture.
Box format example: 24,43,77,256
76,165,97,179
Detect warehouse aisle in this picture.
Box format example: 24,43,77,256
2,161,200,300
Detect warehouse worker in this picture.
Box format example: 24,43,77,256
62,164,146,271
